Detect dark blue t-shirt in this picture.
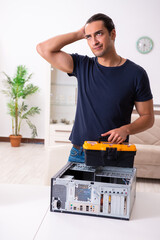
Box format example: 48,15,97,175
68,54,153,146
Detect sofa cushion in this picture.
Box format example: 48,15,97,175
134,164,160,179
130,113,160,146
134,144,160,166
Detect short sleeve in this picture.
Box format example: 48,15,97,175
67,53,80,77
134,69,153,102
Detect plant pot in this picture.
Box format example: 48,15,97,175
9,135,22,147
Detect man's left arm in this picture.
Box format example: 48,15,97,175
101,99,154,143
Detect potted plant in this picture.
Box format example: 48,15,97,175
2,65,41,147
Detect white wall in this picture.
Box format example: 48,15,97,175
0,0,160,138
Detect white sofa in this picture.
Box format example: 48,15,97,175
45,144,71,185
45,113,160,185
130,113,160,179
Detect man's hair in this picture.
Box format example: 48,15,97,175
86,13,115,34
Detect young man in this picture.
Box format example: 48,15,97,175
37,13,154,164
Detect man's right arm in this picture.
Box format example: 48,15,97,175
36,28,85,73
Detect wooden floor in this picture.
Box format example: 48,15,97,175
0,142,160,193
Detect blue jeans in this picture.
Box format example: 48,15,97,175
68,146,85,163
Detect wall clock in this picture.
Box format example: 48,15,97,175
136,36,153,54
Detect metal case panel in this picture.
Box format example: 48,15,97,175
50,162,136,220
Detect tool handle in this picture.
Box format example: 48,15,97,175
98,136,110,143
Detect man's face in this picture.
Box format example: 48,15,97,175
85,20,115,57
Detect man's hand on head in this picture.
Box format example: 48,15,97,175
77,26,86,40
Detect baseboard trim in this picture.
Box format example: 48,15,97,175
0,137,44,144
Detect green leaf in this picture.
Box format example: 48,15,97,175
2,72,12,85
26,119,38,138
21,107,40,119
22,84,39,99
7,101,15,117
